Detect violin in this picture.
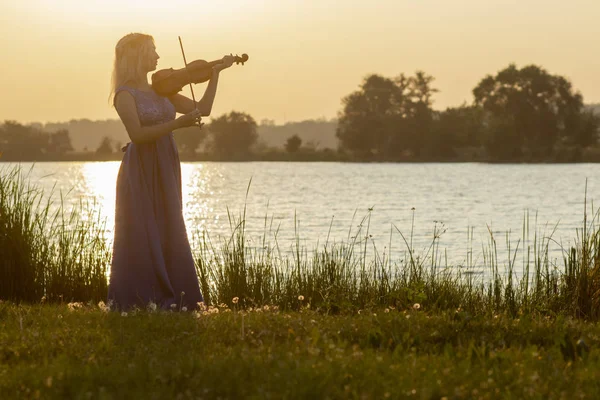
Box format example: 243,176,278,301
151,53,249,97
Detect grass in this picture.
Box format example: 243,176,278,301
2,302,600,399
193,198,600,320
0,165,110,303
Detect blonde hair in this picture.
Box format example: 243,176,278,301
109,33,155,105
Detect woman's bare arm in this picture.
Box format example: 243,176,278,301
115,92,200,144
169,68,221,116
169,54,236,115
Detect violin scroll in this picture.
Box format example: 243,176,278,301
235,53,249,65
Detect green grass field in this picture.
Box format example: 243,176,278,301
2,301,600,399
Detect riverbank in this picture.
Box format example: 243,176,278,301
1,302,599,399
2,144,600,163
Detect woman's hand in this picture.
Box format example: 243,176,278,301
214,54,235,72
176,108,203,128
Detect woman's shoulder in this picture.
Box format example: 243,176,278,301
113,84,139,108
116,83,158,98
115,83,138,96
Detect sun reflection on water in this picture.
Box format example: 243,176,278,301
80,162,120,235
181,163,223,241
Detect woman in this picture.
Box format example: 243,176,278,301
107,32,234,310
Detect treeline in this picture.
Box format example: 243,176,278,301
0,121,75,160
1,63,600,162
0,115,338,162
337,64,600,162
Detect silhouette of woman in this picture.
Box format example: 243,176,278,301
107,33,234,310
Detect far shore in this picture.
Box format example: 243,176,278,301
2,150,600,164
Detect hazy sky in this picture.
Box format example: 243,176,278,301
1,0,599,124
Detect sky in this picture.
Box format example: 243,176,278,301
1,0,599,125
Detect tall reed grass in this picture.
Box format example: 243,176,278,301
0,165,110,302
3,163,600,319
193,185,600,319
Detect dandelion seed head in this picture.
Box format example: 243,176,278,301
232,297,239,304
298,295,304,301
67,302,83,311
181,307,188,312
170,303,177,310
98,301,110,313
121,312,128,317
413,303,421,310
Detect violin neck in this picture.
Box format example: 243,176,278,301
211,54,248,65
208,59,225,67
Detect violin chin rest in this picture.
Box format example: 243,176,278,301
151,68,174,82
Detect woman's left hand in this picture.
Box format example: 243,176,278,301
215,54,235,72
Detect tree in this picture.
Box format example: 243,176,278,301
336,71,438,158
336,74,399,157
96,136,114,155
0,121,49,158
285,134,302,153
208,111,258,157
175,126,207,155
569,110,600,148
473,64,598,160
394,71,439,157
433,104,485,151
48,129,73,154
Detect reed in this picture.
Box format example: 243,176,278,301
0,164,109,303
193,187,600,319
3,163,600,320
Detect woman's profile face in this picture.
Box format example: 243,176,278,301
145,42,160,72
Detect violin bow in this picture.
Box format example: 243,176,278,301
178,36,202,128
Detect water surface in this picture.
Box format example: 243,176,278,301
3,162,598,273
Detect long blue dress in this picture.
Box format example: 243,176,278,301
107,86,203,311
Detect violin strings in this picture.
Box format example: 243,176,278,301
178,36,200,126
